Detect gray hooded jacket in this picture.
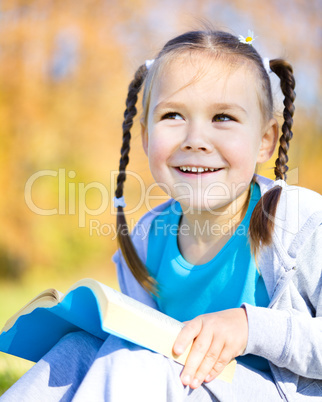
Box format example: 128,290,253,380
114,175,322,401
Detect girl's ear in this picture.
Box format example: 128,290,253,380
257,118,279,163
140,119,149,156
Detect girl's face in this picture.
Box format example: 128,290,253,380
142,55,277,213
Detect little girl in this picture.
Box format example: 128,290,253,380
2,29,322,402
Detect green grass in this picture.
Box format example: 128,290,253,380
0,354,34,395
0,276,44,395
0,277,41,395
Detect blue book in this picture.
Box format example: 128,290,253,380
0,278,236,382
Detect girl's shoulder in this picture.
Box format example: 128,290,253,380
129,199,177,256
255,174,322,217
255,174,322,258
133,199,176,236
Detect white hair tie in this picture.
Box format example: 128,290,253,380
275,179,287,189
263,57,272,74
145,59,155,70
113,196,126,208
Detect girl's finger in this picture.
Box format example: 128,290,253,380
203,346,235,384
204,369,217,383
189,340,224,388
179,330,215,388
173,317,202,356
212,345,234,377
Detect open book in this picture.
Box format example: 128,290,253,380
0,278,236,382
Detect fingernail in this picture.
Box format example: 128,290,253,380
205,374,211,382
191,378,200,388
182,375,190,385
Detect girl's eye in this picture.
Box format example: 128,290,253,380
161,112,183,120
213,114,233,122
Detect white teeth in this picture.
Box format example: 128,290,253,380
179,166,219,172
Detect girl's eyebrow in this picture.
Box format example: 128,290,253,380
152,101,185,115
152,101,247,115
213,103,248,115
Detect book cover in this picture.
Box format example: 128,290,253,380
0,278,236,383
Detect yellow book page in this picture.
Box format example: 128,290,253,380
99,284,236,383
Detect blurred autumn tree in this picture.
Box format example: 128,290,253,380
0,0,320,280
0,0,135,279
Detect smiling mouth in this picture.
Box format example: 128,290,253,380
177,166,222,173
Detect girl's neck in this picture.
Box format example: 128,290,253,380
177,187,251,265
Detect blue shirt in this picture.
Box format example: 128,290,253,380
146,183,270,371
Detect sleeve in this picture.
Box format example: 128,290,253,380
112,249,158,310
111,199,174,310
242,224,322,379
111,208,159,310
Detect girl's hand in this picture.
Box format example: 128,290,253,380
173,308,248,389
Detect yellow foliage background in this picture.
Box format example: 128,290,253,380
0,0,321,394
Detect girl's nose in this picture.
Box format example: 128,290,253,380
180,123,214,153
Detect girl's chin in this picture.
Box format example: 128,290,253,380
172,183,251,214
175,199,233,215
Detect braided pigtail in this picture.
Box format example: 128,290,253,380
270,59,296,181
249,59,296,255
115,64,157,293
